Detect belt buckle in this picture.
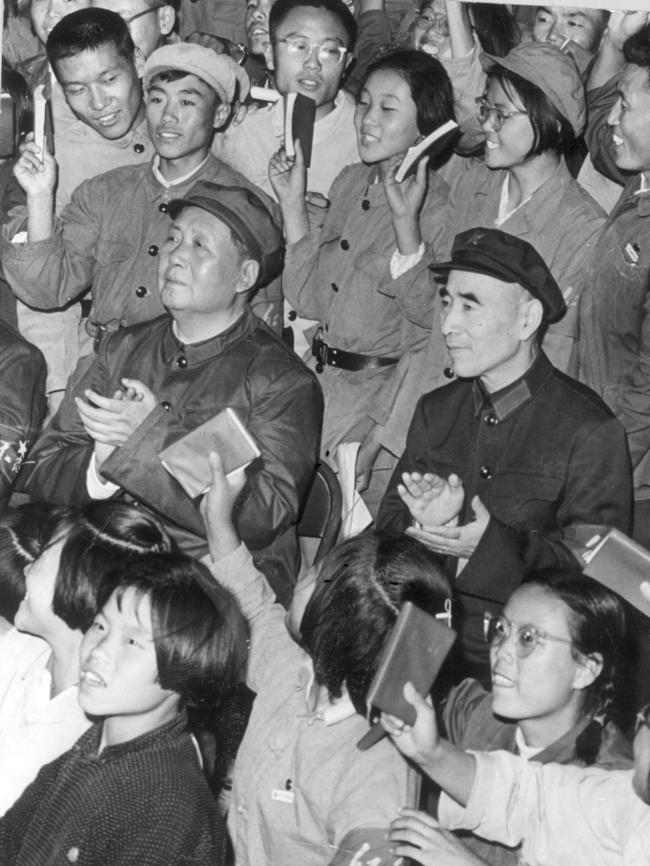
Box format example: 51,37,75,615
313,338,328,373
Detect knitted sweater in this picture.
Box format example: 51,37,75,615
0,711,224,865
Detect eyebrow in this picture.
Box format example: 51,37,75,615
149,83,207,98
282,30,344,43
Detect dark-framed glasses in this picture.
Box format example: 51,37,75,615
475,96,528,132
484,612,573,659
635,703,650,735
275,36,348,67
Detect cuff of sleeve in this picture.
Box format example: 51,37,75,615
86,453,120,499
389,242,425,278
11,231,28,244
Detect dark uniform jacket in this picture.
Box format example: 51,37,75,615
18,309,322,603
377,353,632,670
0,712,225,865
0,321,46,507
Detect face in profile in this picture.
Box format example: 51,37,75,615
55,42,143,140
14,539,66,639
607,63,650,174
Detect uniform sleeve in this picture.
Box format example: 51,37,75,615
204,544,299,693
2,177,106,310
615,282,650,471
0,337,47,506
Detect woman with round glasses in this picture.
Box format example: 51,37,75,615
395,567,632,866
439,40,604,375
269,48,454,468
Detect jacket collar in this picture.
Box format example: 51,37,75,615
472,351,553,422
161,307,257,368
476,159,573,234
74,709,189,763
143,152,222,203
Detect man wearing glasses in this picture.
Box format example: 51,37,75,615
377,228,632,682
214,0,359,199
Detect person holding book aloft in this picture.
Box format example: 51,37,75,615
200,449,451,865
270,48,454,504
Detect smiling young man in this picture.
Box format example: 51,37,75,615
16,181,322,603
3,39,280,361
377,228,632,680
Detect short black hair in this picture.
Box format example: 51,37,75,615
269,0,357,49
53,501,175,631
364,49,455,137
488,66,576,157
0,503,74,622
97,553,249,707
299,530,451,716
47,7,136,77
624,24,650,83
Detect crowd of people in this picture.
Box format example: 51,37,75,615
0,0,649,863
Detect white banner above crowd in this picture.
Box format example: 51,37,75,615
466,1,647,10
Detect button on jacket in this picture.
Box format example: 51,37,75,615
377,353,632,667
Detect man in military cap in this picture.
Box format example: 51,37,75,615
377,228,632,677
19,181,323,604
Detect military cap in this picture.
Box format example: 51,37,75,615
168,182,284,286
432,228,566,323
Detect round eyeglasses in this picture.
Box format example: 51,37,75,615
475,96,528,132
275,36,348,67
484,612,573,659
415,11,449,35
635,703,650,735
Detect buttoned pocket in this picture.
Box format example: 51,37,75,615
485,472,564,530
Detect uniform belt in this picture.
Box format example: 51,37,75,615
311,337,399,373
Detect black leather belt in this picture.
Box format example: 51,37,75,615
312,337,399,373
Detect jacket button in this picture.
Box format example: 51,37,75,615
148,244,159,256
361,199,370,211
479,465,492,480
159,202,168,213
287,310,297,321
177,355,188,369
485,413,498,426
133,143,145,154
443,367,454,379
315,362,324,374
161,400,172,411
340,239,349,250
135,286,147,298
331,282,339,292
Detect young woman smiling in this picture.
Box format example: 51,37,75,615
269,48,455,467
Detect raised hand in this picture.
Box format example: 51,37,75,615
13,133,57,199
